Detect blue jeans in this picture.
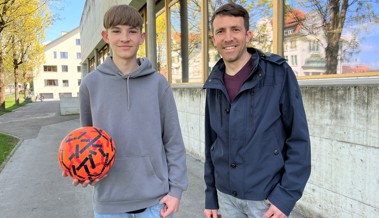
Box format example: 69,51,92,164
217,190,291,218
94,203,174,218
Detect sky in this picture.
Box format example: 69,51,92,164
44,0,86,43
44,0,378,70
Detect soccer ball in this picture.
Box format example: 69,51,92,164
58,126,116,181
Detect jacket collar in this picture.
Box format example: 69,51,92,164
204,47,263,89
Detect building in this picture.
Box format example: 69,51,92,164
33,27,82,100
79,1,379,217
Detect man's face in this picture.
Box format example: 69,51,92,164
211,15,252,64
101,25,145,61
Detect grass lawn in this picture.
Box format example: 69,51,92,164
0,94,30,116
0,133,19,166
0,94,28,166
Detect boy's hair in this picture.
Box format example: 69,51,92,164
211,3,250,32
103,4,143,30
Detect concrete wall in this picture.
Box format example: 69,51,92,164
171,80,379,217
59,97,80,115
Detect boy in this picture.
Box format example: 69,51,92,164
63,4,188,218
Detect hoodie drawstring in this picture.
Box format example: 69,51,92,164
126,76,130,110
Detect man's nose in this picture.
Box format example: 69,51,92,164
224,30,233,42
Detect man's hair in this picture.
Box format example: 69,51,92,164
103,4,143,30
211,3,250,32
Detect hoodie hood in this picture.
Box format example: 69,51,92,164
95,56,156,110
97,56,156,79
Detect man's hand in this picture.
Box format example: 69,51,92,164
61,171,107,187
159,194,180,218
204,209,221,218
262,200,288,218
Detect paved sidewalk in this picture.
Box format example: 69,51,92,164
0,101,305,218
0,101,205,218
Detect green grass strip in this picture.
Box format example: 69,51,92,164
0,133,19,166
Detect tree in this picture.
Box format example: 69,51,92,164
0,0,52,110
288,0,379,74
0,0,16,110
4,0,48,104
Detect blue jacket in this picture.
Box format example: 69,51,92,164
203,48,311,216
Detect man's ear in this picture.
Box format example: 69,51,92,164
246,30,253,43
101,30,109,43
211,35,216,46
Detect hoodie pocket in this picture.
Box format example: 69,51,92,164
94,156,168,203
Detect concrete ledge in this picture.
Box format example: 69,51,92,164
60,97,80,115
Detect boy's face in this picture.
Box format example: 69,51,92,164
101,25,145,61
211,15,252,64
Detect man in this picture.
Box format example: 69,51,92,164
63,4,188,218
203,3,311,218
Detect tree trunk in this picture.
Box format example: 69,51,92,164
14,70,19,105
325,41,339,74
24,82,29,99
0,42,5,110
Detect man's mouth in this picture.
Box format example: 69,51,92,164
223,45,237,50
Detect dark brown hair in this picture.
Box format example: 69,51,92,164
103,5,143,30
211,3,250,32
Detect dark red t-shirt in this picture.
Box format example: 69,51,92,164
223,59,252,102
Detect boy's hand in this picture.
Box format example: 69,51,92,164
159,195,180,218
61,171,107,187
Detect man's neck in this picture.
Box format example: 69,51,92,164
225,51,252,76
113,56,139,75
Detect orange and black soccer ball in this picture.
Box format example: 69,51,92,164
58,126,116,182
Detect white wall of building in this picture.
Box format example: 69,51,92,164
33,28,82,100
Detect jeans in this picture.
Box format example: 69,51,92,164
94,203,174,218
217,190,290,218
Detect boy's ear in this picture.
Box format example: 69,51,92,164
139,32,146,45
101,30,109,43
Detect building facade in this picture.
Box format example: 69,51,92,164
79,0,379,217
33,27,82,100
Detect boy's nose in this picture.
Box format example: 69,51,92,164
120,33,130,41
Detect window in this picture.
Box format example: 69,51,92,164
60,52,68,59
76,52,81,59
77,66,81,72
76,39,80,45
44,80,58,86
291,55,298,66
62,80,69,87
53,51,57,59
62,65,68,72
286,0,379,75
78,79,81,86
309,41,319,52
43,65,57,72
290,40,296,49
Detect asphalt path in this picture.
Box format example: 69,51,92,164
0,101,205,218
0,101,305,218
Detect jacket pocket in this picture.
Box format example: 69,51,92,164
94,156,168,203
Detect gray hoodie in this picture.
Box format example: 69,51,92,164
79,56,188,214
